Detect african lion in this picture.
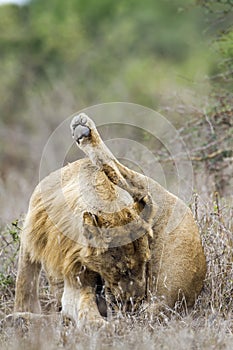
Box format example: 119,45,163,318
14,113,206,326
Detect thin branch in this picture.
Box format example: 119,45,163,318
157,149,232,163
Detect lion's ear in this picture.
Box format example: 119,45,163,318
83,212,101,241
83,212,100,227
133,194,154,223
133,194,152,212
82,212,111,246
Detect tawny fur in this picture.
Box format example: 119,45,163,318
14,114,206,326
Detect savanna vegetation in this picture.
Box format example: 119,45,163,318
0,0,232,349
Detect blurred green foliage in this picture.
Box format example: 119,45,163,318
197,0,233,87
0,0,220,124
0,221,20,293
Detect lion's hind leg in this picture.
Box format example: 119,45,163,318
14,244,41,314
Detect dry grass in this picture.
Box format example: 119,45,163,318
0,193,232,350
